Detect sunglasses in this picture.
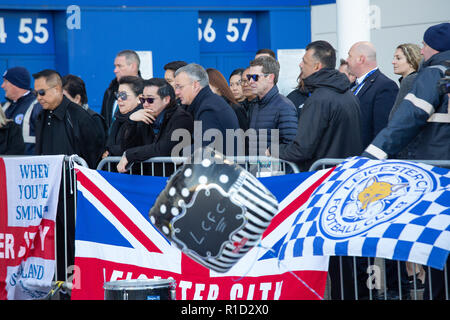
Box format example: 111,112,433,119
36,85,56,96
246,73,269,82
139,97,155,104
115,91,130,101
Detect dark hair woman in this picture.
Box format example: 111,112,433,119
206,68,248,131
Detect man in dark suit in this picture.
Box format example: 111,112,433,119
101,50,140,130
174,63,240,157
347,41,398,148
346,42,405,299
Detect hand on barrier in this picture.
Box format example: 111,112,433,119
117,154,129,173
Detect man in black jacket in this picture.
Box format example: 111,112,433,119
34,70,104,168
268,41,363,300
33,69,105,284
269,40,363,171
101,50,141,129
116,78,193,175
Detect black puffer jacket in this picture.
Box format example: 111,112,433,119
0,121,25,155
277,68,364,171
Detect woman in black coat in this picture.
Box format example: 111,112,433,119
0,107,25,155
102,76,144,159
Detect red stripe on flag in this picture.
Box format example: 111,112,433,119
76,170,162,253
262,167,336,238
0,158,7,300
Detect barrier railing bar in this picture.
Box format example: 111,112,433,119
309,158,450,172
96,156,300,175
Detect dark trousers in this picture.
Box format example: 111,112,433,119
424,258,450,300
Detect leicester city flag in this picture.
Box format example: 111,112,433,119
280,157,450,270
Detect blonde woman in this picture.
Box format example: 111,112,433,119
390,43,426,290
0,107,25,155
389,43,423,120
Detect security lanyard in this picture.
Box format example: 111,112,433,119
352,69,377,95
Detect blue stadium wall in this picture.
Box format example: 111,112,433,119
0,0,334,112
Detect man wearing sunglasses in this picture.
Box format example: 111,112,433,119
33,69,105,169
32,69,105,285
247,55,298,157
117,78,193,175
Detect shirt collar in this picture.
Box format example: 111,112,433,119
357,67,378,84
49,96,69,120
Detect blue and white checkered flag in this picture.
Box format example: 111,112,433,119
279,157,450,270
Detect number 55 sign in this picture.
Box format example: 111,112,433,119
199,12,257,52
0,11,54,54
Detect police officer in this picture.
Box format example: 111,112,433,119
1,66,42,155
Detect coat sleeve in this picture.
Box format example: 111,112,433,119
363,68,442,159
78,111,107,168
5,123,25,155
277,102,298,145
371,80,398,138
278,99,328,163
125,112,193,163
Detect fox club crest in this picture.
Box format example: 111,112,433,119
318,161,438,240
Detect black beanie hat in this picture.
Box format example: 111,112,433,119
423,23,450,52
2,66,31,90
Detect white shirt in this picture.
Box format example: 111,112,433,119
354,67,378,95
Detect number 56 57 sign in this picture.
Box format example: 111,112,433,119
198,12,257,52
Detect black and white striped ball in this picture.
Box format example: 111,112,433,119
148,152,279,273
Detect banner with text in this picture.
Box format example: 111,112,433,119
0,155,63,300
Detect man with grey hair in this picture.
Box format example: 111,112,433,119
101,49,141,129
174,63,239,155
346,41,398,148
248,55,298,156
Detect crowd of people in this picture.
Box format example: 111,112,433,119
1,22,449,300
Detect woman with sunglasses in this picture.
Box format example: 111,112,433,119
117,78,193,175
102,76,143,161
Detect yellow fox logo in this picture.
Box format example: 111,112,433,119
357,176,406,211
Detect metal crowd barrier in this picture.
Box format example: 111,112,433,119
45,155,89,300
309,158,450,301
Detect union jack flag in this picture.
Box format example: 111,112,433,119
72,165,331,300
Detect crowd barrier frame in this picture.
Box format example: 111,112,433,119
46,155,88,300
96,155,300,177
309,158,450,301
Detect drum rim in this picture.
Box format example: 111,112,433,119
103,279,176,290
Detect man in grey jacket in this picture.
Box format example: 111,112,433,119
248,56,298,157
